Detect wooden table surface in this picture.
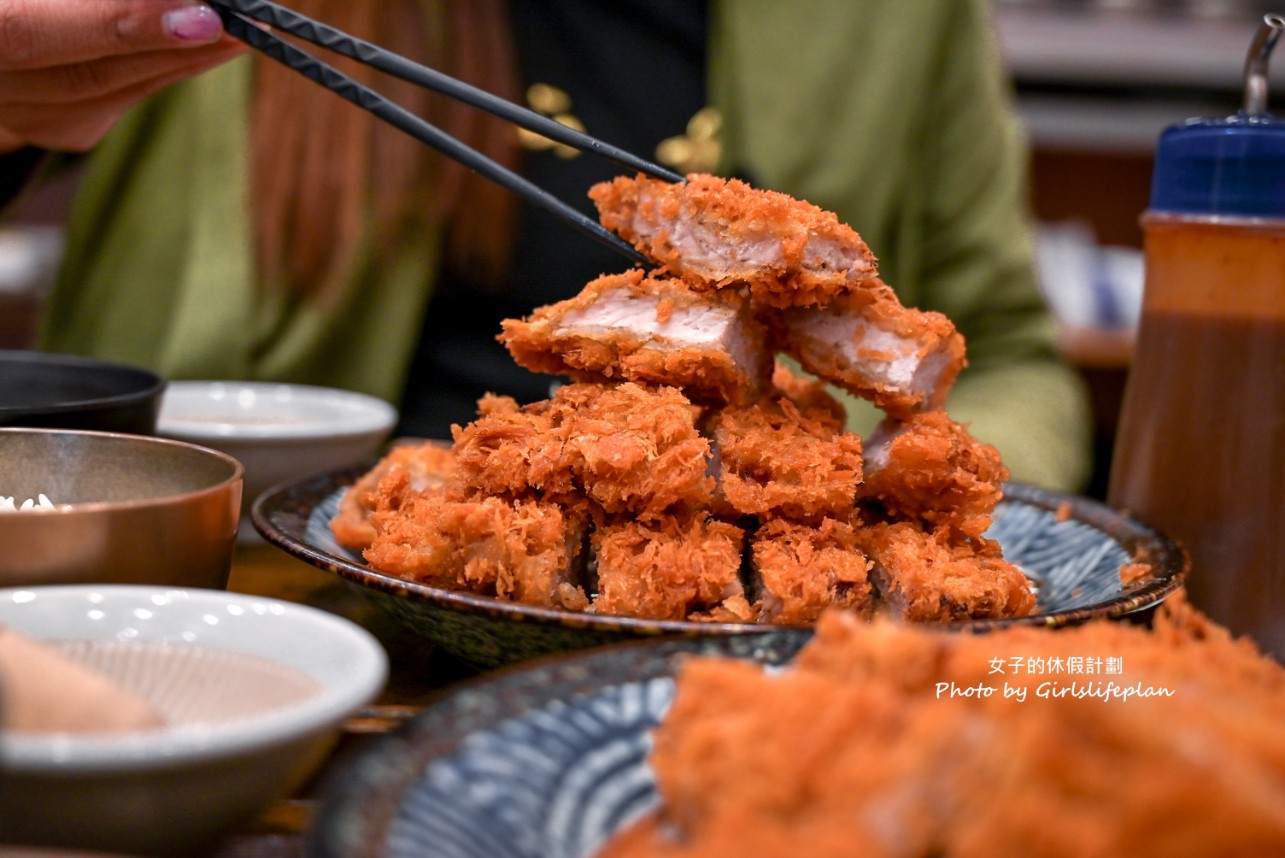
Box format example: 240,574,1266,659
208,539,483,858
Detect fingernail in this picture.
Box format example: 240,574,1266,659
163,4,222,42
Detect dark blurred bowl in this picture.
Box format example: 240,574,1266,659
0,350,165,435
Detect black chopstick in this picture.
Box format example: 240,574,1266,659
210,0,684,185
212,7,651,266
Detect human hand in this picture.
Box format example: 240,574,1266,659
0,0,246,153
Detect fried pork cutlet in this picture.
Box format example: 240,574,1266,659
708,396,862,523
330,441,455,550
550,382,714,519
590,173,880,308
860,410,1009,541
601,601,1285,858
499,269,772,406
591,513,751,622
750,518,873,625
777,283,966,417
362,477,589,610
856,520,1035,622
449,395,574,500
768,360,848,432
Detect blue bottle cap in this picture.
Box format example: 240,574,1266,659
1149,114,1285,217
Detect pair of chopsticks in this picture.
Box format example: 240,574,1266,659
205,0,684,266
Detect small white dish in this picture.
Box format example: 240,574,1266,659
156,381,397,441
0,584,388,856
156,381,397,541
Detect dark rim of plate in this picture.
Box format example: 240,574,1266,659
252,461,1189,635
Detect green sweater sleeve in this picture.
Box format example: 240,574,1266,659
711,0,1092,491
39,58,440,405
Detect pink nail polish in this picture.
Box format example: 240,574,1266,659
163,5,222,42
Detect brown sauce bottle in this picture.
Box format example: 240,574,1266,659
1109,15,1285,659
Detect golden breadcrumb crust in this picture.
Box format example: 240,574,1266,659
601,598,1285,857
592,513,750,622
860,410,1009,541
330,441,455,550
856,520,1035,622
750,517,873,624
499,269,772,406
709,396,863,523
590,173,880,308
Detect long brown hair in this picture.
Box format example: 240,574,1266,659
250,0,520,297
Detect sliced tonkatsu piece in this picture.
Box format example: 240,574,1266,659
591,513,751,622
330,440,456,551
768,360,848,432
549,381,715,519
362,485,590,611
707,395,863,523
449,394,575,500
860,410,1009,541
499,269,772,406
749,517,873,625
776,282,966,417
589,173,880,308
856,521,1035,623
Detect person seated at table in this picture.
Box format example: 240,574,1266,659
0,0,1092,492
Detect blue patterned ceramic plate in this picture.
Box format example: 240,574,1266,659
306,632,808,858
253,468,1186,668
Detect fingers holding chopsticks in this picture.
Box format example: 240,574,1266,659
0,0,245,152
1,0,229,64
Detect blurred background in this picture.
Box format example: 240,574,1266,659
2,0,1280,498
997,0,1282,495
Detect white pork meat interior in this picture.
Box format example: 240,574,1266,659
782,305,960,414
500,272,770,405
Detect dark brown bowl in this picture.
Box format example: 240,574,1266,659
0,350,165,435
0,428,243,589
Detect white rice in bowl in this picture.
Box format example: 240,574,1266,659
0,494,63,512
